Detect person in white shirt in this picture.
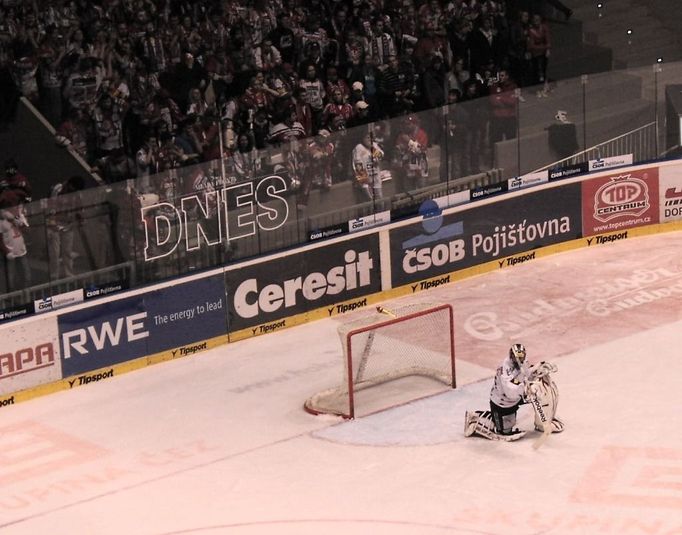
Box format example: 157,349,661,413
351,131,384,202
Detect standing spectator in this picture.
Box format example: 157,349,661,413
268,13,296,66
135,133,159,191
231,133,263,182
489,68,519,145
352,131,385,202
508,9,531,88
297,129,335,208
1,158,32,228
36,38,66,126
326,7,350,63
55,107,93,163
393,115,429,193
172,52,207,112
46,175,86,280
527,13,551,96
251,37,281,72
442,88,472,179
186,87,210,117
62,57,102,113
379,54,415,118
461,78,488,174
468,16,499,78
366,16,397,67
447,19,473,72
241,72,271,117
322,87,354,130
2,158,32,207
291,86,313,138
325,65,350,103
421,54,447,142
92,93,126,159
0,197,30,292
298,64,325,133
447,56,470,95
139,22,167,74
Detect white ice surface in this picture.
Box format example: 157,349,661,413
1,231,682,535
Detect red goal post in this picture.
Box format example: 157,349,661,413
304,302,456,419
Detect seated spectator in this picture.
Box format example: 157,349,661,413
347,100,371,128
268,109,306,146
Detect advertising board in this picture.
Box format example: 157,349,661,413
58,275,227,377
389,185,582,288
658,165,682,223
0,316,62,397
581,167,659,237
224,234,382,332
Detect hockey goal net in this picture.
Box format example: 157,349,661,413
304,303,455,419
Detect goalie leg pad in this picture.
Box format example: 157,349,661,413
464,410,527,441
535,417,565,433
532,378,561,432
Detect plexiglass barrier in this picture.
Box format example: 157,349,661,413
1,61,680,311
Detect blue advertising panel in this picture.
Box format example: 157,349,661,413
58,274,228,377
389,184,582,288
58,296,148,377
143,274,228,354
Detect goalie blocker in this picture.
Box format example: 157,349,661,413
464,347,564,442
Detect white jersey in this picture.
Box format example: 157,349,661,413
0,211,27,259
490,355,531,408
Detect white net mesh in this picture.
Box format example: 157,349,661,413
305,303,455,418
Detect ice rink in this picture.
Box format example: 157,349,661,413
1,230,682,535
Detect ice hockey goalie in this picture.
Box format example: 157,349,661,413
464,345,564,442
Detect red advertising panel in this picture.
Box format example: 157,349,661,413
581,167,660,237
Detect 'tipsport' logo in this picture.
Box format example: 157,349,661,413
593,175,649,222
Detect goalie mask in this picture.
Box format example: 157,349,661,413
509,344,526,367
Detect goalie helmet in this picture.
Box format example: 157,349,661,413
509,344,526,367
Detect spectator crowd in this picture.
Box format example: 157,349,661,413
0,0,565,290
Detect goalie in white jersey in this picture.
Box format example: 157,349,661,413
464,343,565,441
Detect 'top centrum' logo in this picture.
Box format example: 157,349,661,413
593,174,649,223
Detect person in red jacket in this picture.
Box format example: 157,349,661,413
489,69,519,145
